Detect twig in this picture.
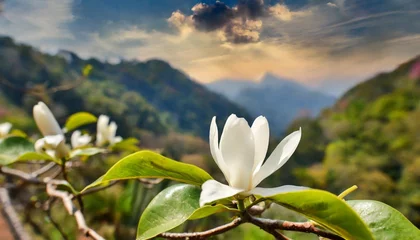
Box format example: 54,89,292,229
45,198,69,240
159,217,243,239
46,183,105,240
248,216,290,240
32,162,57,177
0,166,43,184
249,217,344,240
0,187,31,240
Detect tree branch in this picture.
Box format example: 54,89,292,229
249,216,344,240
0,187,31,240
46,183,104,240
159,217,243,239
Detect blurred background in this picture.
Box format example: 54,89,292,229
0,0,419,239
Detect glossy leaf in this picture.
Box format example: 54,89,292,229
111,138,140,152
82,150,212,192
137,184,237,240
263,189,374,240
17,152,61,164
348,200,420,240
69,148,105,158
137,184,201,240
64,112,97,132
0,136,34,165
189,204,238,220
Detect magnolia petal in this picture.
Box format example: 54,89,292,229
200,180,244,207
44,134,65,147
252,128,301,187
71,130,82,148
96,115,109,146
209,117,230,183
34,138,47,153
113,136,123,144
248,185,308,197
251,116,269,174
71,131,92,148
109,121,118,139
0,122,12,136
219,116,255,190
33,102,62,136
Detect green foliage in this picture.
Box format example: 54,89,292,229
0,36,250,138
280,56,420,226
0,136,34,165
83,151,213,191
69,147,105,158
17,151,61,164
64,112,97,132
348,200,420,240
263,189,374,240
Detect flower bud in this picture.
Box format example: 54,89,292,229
33,102,62,136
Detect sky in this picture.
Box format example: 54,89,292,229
0,0,419,95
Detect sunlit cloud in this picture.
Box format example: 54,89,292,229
0,0,419,95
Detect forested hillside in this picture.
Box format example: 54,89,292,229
0,36,250,138
272,56,420,226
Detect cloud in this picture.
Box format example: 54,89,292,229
268,4,312,21
169,0,310,44
222,18,262,43
1,0,419,96
191,2,235,31
0,0,74,47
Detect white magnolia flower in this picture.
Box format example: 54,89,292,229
200,114,306,206
33,102,69,158
96,115,122,146
0,122,12,138
71,130,92,149
35,134,66,158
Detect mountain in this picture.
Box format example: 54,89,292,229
0,36,250,138
206,73,335,135
275,55,420,226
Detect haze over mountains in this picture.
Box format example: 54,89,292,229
206,74,336,134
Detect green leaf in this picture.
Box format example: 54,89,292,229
137,184,200,240
189,204,237,220
82,150,212,192
17,152,61,164
348,200,420,240
64,112,97,132
264,189,374,240
69,148,106,158
111,138,140,152
137,184,237,240
0,136,34,165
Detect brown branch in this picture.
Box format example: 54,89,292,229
159,217,243,239
248,217,344,240
0,187,31,240
32,162,57,177
0,166,44,184
47,75,86,94
46,183,104,240
247,216,290,240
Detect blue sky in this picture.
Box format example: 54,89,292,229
0,0,419,95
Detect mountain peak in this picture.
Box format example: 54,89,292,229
259,72,300,88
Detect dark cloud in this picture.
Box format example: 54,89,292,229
190,0,268,43
237,0,266,19
192,2,235,31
